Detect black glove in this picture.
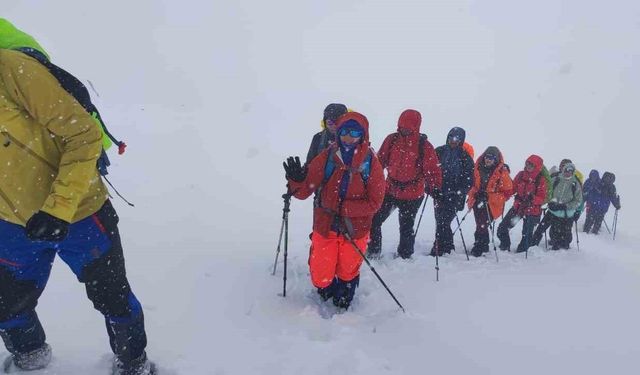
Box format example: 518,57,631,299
283,156,307,182
25,211,70,242
430,188,443,201
572,211,581,222
547,202,567,211
475,191,488,202
613,195,621,210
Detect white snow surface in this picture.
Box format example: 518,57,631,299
4,1,640,374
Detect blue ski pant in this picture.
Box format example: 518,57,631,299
0,200,147,361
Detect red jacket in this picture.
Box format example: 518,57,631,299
511,155,547,216
288,112,385,239
377,110,442,200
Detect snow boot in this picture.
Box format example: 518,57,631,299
366,251,382,260
470,243,488,257
515,243,527,253
332,276,360,310
429,243,453,257
317,279,335,301
3,343,51,372
112,352,156,375
496,232,510,251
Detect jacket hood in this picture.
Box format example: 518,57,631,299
446,127,466,144
481,146,503,163
0,19,49,60
335,111,370,143
323,103,347,122
526,154,544,177
588,169,600,180
559,159,573,171
602,171,616,184
397,109,421,134
561,162,576,179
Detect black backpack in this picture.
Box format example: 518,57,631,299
15,47,126,176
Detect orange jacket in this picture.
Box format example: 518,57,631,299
463,142,474,160
467,148,513,219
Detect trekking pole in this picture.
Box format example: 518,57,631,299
574,220,580,251
272,216,286,276
612,215,618,239
343,219,406,313
272,190,294,275
282,195,291,297
603,219,612,235
432,200,440,282
272,191,294,298
486,204,499,263
541,208,548,250
413,196,429,240
544,230,548,250
525,219,529,259
455,215,470,261
435,241,440,282
491,221,499,263
451,208,472,235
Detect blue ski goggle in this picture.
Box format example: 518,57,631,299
339,128,364,138
485,154,498,161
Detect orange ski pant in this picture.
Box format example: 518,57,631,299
309,231,369,288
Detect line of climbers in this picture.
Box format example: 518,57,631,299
283,103,622,310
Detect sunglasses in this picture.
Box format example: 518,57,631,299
339,128,363,138
325,119,336,127
485,154,498,161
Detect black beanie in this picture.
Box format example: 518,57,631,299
323,103,348,122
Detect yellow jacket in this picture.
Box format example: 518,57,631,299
0,49,108,225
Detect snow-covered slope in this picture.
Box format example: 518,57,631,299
3,0,639,374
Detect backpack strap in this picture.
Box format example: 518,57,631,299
552,177,578,198
15,48,127,161
14,47,134,206
356,149,373,185
317,131,329,158
387,132,426,170
324,147,373,185
416,133,427,171
316,147,372,209
387,133,428,189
